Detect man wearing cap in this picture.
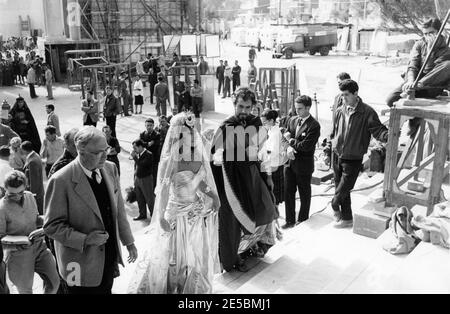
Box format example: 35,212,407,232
45,104,60,137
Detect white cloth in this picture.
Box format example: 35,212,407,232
259,125,288,171
133,80,144,97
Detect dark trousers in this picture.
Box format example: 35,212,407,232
106,115,117,138
84,115,97,127
217,78,224,94
223,77,231,97
232,76,240,92
149,83,156,104
386,60,450,107
192,97,202,118
29,83,37,98
175,95,182,113
122,94,131,116
156,98,167,117
135,175,155,218
66,263,115,294
332,154,362,221
284,167,312,224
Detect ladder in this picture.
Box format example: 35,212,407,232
19,15,32,37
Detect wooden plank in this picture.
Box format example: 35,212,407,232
384,109,402,197
428,117,450,214
397,153,435,187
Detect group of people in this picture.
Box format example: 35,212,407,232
0,17,449,295
0,49,53,101
216,59,258,99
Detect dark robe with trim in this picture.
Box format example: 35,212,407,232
211,114,276,271
9,101,41,153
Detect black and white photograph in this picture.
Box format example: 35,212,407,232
0,0,450,303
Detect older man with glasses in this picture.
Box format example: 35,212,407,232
44,126,137,294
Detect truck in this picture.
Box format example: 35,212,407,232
272,23,339,59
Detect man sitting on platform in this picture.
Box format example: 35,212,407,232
386,18,450,108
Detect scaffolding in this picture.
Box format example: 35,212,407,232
75,0,199,63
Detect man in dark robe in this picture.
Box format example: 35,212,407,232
9,96,41,153
211,87,276,272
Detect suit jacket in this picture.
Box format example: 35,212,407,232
103,94,121,117
133,149,153,179
285,115,321,175
43,160,134,287
139,130,160,161
154,82,169,100
216,65,224,80
24,151,45,199
81,99,100,123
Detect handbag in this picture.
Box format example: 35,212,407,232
125,186,137,203
383,206,421,255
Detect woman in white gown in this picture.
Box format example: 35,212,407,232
128,112,221,294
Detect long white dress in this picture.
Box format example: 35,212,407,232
128,168,220,294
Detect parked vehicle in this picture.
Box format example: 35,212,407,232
272,23,339,58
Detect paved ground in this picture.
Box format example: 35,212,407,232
1,40,413,293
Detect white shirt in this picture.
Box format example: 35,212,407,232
133,80,144,97
78,159,102,184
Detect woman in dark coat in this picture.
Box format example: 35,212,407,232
9,96,41,153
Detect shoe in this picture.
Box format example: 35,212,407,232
281,223,295,229
333,219,353,229
233,260,249,273
133,216,147,221
333,210,342,223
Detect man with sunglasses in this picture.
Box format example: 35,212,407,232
386,18,450,108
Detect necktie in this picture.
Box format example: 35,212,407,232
91,170,101,184
296,119,303,138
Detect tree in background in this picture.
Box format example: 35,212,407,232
374,0,450,35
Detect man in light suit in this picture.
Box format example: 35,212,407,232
44,127,137,294
21,141,45,215
81,90,100,127
282,96,321,229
